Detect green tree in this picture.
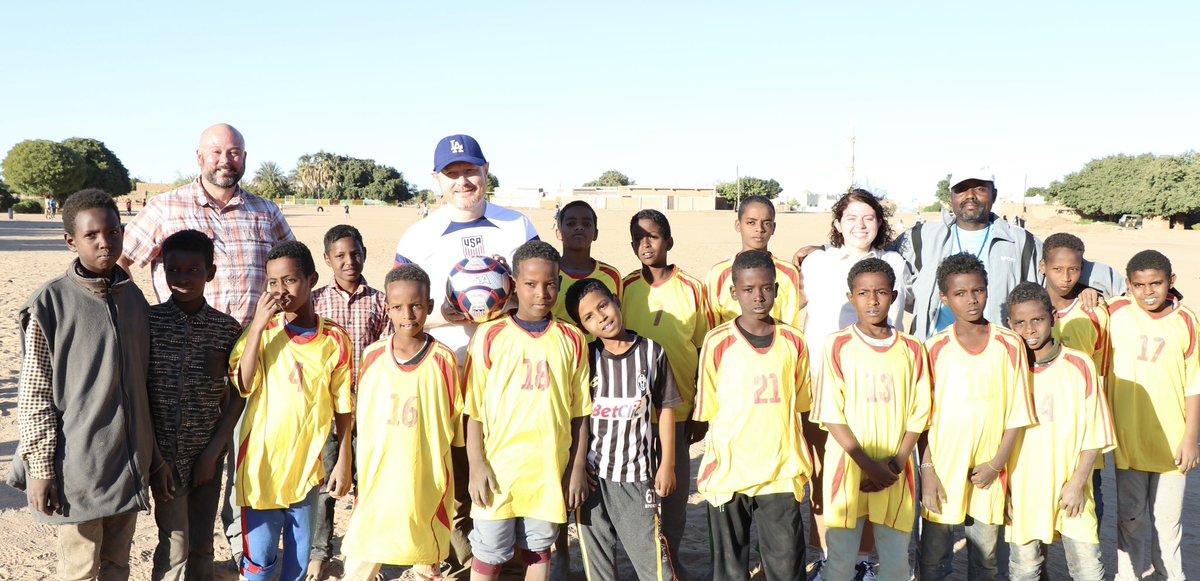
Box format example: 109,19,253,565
61,137,132,196
934,173,951,206
715,176,783,203
248,161,293,199
1045,152,1200,221
414,189,435,204
292,152,415,203
293,152,337,197
1,140,87,201
1025,186,1050,199
487,173,500,193
583,170,635,187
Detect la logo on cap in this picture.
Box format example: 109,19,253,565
450,140,465,154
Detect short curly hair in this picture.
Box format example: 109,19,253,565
267,240,316,276
557,200,597,228
1126,249,1172,278
512,240,561,275
62,188,119,234
162,229,215,266
385,263,431,297
936,252,988,294
737,196,775,220
563,277,616,325
323,224,365,253
1043,232,1085,256
1006,281,1054,319
630,209,671,240
731,249,776,285
829,189,893,250
846,257,896,291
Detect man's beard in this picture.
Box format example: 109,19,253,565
205,167,243,188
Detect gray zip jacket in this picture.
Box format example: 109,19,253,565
890,211,1125,340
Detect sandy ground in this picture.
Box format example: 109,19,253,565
1,204,1198,580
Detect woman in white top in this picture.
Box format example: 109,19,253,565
798,188,910,578
800,188,909,371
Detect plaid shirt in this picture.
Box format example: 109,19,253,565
122,180,295,327
18,318,55,479
312,279,391,382
148,300,243,487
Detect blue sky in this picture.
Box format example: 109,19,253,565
2,1,1197,205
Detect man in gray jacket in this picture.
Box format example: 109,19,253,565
891,166,1124,340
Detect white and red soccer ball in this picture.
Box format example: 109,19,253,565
446,257,513,323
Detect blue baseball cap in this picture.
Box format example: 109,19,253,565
433,134,487,172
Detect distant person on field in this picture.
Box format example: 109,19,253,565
393,134,539,581
120,123,295,563
1107,250,1199,580
10,189,154,580
229,241,355,581
146,229,244,580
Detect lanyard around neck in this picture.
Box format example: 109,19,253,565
953,223,992,258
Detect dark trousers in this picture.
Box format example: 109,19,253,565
658,424,690,578
707,492,805,581
152,468,224,580
309,429,357,561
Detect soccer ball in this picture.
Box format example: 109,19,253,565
446,257,513,323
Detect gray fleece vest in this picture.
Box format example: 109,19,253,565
8,262,154,524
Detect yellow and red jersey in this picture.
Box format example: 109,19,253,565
554,259,623,325
704,253,802,329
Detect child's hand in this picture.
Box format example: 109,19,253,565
192,447,223,488
1058,480,1087,518
469,463,499,508
251,291,281,329
862,459,899,491
440,300,471,326
150,464,177,502
654,464,676,498
920,468,946,514
685,420,708,445
1078,288,1101,312
327,458,352,499
584,462,600,491
565,464,589,510
26,478,61,516
1175,440,1200,474
969,462,1001,490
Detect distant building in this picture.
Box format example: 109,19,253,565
133,182,173,199
562,185,719,212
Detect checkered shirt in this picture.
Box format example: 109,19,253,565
312,279,391,382
122,180,295,327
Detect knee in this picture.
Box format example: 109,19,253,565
520,548,552,565
240,554,277,581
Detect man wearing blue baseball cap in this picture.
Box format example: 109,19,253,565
392,134,539,581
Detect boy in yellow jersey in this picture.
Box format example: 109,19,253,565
553,200,622,324
1108,250,1200,580
229,241,355,581
812,258,930,581
704,196,802,328
694,250,813,581
465,240,591,581
1003,282,1113,581
622,209,713,572
1039,232,1112,524
565,278,682,581
918,253,1035,581
341,264,463,581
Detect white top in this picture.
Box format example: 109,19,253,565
800,246,909,378
394,202,538,361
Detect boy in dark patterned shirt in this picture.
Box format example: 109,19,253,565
147,229,244,580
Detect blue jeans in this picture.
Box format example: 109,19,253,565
241,486,319,581
1009,536,1103,581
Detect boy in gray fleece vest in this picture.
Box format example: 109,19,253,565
9,189,155,580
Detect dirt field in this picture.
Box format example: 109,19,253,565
1,204,1197,580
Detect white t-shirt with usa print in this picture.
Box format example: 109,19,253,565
394,202,538,361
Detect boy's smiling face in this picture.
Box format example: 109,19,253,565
1008,299,1054,352
164,249,215,307
1128,268,1175,313
386,279,432,340
940,271,988,324
325,237,365,288
575,289,624,339
65,207,123,276
631,218,672,268
513,257,559,321
265,257,317,314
